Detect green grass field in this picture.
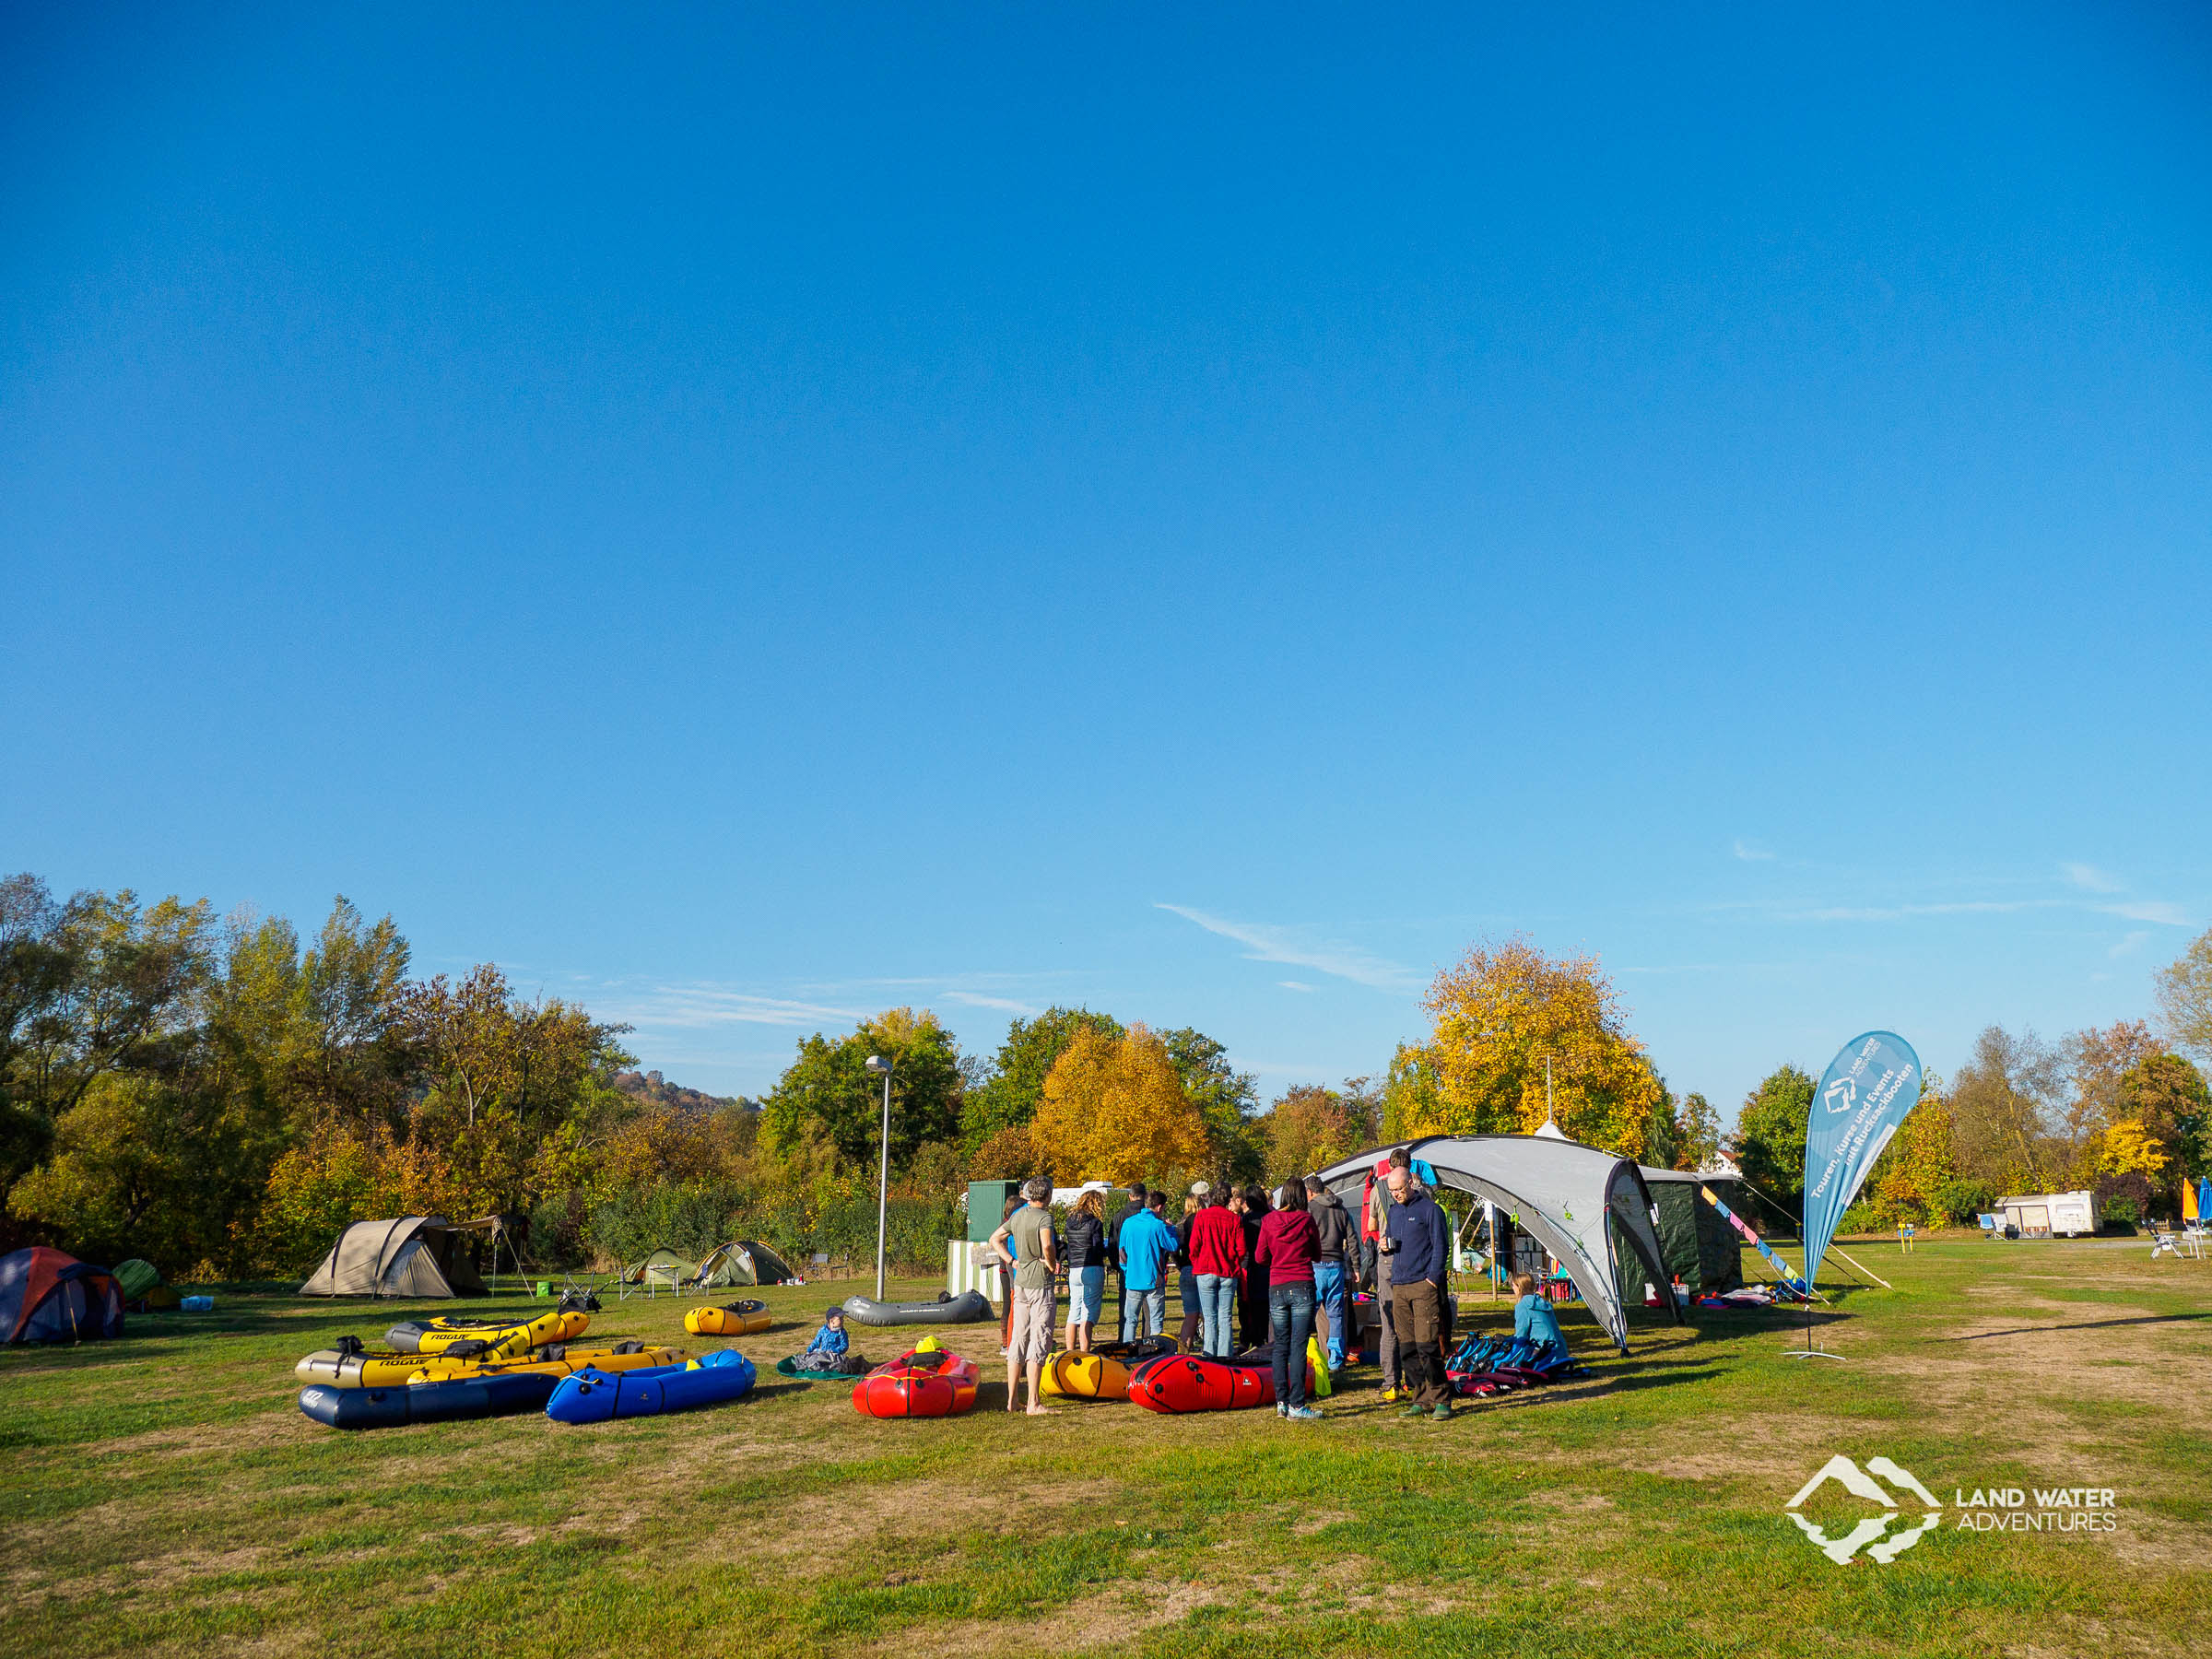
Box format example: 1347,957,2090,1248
3,1237,2207,1658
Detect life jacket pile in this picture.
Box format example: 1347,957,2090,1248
1442,1334,1585,1397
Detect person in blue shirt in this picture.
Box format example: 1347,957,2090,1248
1508,1273,1565,1350
1118,1191,1178,1343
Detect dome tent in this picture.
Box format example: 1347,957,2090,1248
1,1247,125,1344
112,1257,180,1311
299,1217,490,1298
1312,1134,1680,1352
695,1240,797,1288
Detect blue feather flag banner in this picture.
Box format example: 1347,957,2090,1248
1801,1032,1924,1290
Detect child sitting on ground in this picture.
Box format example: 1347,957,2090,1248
794,1307,852,1371
1509,1272,1567,1351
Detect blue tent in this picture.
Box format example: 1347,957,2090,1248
0,1248,124,1345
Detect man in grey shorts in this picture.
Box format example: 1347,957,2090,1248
994,1176,1061,1415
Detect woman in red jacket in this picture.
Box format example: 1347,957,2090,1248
1184,1188,1244,1359
1253,1181,1323,1419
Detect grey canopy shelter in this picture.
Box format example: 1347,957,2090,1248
1312,1134,1680,1351
299,1216,490,1298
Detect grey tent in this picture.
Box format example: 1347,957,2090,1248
1620,1170,1747,1301
299,1216,490,1298
1312,1135,1680,1351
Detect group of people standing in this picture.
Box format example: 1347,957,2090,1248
985,1145,1460,1422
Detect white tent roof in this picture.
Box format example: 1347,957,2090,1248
1313,1135,1679,1350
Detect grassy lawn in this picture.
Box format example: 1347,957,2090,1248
3,1237,2207,1658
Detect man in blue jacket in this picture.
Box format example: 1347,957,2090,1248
1117,1192,1177,1343
1382,1164,1453,1420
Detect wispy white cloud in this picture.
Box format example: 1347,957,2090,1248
1712,889,2193,930
1156,903,1418,992
940,989,1045,1016
2062,862,2124,894
2109,930,2151,959
1732,839,1777,862
1277,980,1316,994
600,986,867,1030
2100,900,2191,927
1778,900,2050,923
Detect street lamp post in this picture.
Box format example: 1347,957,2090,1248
864,1054,894,1301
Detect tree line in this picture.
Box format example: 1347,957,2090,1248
8,871,2206,1276
0,875,1384,1278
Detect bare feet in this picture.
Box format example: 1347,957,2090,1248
1025,1404,1049,1416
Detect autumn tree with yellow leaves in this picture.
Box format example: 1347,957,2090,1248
1029,1024,1212,1184
1403,935,1665,1159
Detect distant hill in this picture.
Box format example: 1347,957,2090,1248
612,1069,757,1116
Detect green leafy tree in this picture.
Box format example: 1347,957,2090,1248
1948,1025,2067,1194
2157,925,2212,1064
959,1006,1123,1154
1160,1027,1264,1182
1381,1042,1441,1140
1732,1063,1816,1211
1675,1090,1722,1171
1643,1077,1683,1171
2119,1052,2211,1207
0,877,215,1190
761,1007,963,1173
397,963,636,1216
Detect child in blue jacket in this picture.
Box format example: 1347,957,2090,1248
795,1307,852,1371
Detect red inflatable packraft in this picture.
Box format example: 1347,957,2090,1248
852,1347,979,1418
1125,1352,1312,1414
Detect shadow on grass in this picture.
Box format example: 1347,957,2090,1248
1947,1311,2212,1340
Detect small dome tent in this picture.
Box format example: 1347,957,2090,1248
0,1248,124,1344
695,1240,798,1288
112,1257,179,1311
621,1247,698,1290
299,1217,490,1298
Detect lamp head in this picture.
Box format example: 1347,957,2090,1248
864,1054,889,1076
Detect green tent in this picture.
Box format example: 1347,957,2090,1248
1618,1171,1747,1301
112,1258,178,1309
695,1240,797,1288
621,1247,698,1290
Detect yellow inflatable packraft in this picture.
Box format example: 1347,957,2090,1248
295,1347,453,1389
407,1342,688,1383
385,1306,589,1357
1038,1349,1132,1400
684,1301,771,1336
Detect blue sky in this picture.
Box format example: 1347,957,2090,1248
5,5,2208,1117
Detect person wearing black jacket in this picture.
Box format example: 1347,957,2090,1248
1304,1175,1358,1370
1105,1183,1147,1336
1061,1189,1109,1354
1173,1189,1205,1352
1236,1184,1270,1351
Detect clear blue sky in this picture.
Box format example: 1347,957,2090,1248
5,5,2208,1117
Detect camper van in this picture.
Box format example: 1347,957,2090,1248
1994,1191,2100,1239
